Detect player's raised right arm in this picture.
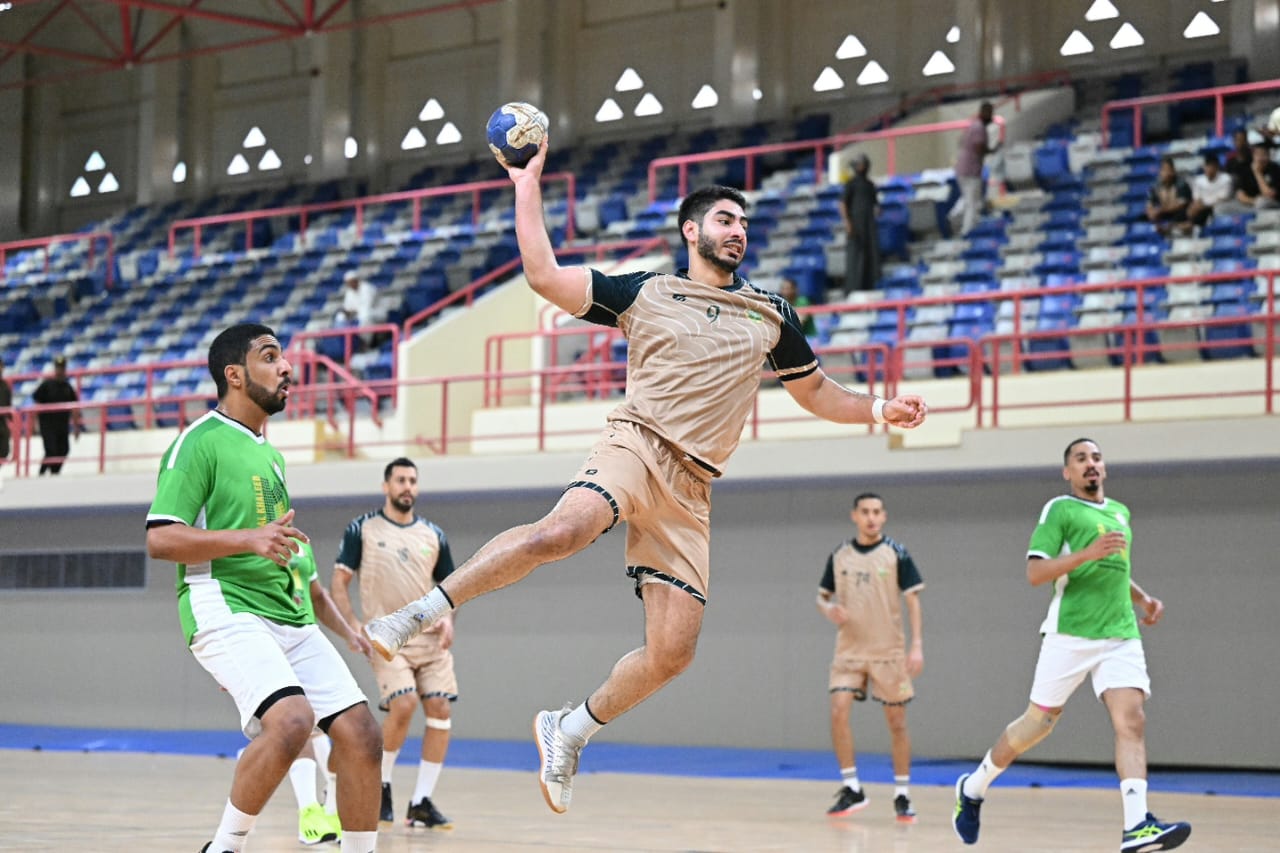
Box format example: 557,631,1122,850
506,138,591,316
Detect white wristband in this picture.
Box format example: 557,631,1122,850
872,398,887,424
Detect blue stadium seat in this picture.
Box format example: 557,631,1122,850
1026,314,1074,372
1203,301,1256,359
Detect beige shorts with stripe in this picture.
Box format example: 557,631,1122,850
829,656,914,705
371,633,458,711
569,420,713,603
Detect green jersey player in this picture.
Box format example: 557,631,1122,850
951,438,1190,852
146,323,381,853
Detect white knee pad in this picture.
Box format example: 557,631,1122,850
425,716,452,731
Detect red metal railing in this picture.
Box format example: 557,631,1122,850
647,116,1007,201
0,231,115,288
404,236,670,339
167,173,577,259
1101,77,1280,148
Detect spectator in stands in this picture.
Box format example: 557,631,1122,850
0,356,11,468
343,272,377,329
1234,144,1280,209
780,277,817,337
954,101,998,236
32,354,82,475
1258,105,1280,149
840,153,880,293
1144,156,1192,236
1223,128,1253,192
1187,153,1240,228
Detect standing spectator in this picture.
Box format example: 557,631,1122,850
1187,153,1241,226
839,153,880,293
32,354,82,475
954,101,998,235
1258,105,1280,148
0,356,11,469
818,493,924,824
1234,144,1280,209
779,277,817,337
1145,156,1192,236
331,457,459,831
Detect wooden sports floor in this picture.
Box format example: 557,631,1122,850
0,749,1271,852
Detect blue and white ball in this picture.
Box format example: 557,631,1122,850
486,102,549,169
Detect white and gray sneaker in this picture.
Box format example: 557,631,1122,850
363,608,426,661
533,704,586,814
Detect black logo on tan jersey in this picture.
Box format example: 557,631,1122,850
855,570,872,587
397,547,410,562
671,293,688,302
706,304,721,323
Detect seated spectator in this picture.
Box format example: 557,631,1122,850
779,277,817,337
1186,153,1238,226
342,272,377,328
1224,128,1252,190
1234,144,1280,209
1145,156,1192,236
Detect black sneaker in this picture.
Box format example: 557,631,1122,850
1120,812,1192,852
200,845,231,853
894,793,917,823
826,785,869,816
379,782,394,823
406,795,454,830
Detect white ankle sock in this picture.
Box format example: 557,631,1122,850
411,587,453,625
211,799,256,852
894,775,910,797
841,766,861,792
378,747,399,778
963,750,1006,799
560,702,604,743
339,829,377,852
413,760,443,802
1121,778,1149,830
288,757,318,809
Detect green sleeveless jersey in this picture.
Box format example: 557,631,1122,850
147,410,314,644
1027,495,1139,640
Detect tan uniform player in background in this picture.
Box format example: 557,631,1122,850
818,493,924,823
331,457,458,831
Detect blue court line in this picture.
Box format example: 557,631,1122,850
2,724,1276,798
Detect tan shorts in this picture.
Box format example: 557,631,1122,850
569,420,713,603
829,656,914,706
371,634,458,712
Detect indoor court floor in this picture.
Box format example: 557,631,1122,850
0,747,1274,852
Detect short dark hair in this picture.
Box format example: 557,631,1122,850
1063,437,1097,463
1160,154,1177,169
208,323,276,399
676,185,748,237
384,457,417,480
853,492,883,509
1203,152,1220,167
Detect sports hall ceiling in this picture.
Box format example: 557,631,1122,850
0,0,503,90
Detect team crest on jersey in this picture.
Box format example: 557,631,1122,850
745,308,763,322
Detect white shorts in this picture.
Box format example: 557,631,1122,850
1028,633,1151,708
190,611,368,738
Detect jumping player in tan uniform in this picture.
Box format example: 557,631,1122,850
818,493,924,824
331,457,458,831
364,137,928,815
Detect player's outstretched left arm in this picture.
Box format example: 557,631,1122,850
784,368,927,428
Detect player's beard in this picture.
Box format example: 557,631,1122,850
391,493,415,512
246,373,288,415
697,231,742,274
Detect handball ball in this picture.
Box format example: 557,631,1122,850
486,102,548,169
